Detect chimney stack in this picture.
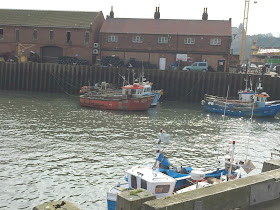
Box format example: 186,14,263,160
154,7,160,19
110,6,114,18
202,7,208,20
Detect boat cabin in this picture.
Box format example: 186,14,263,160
121,84,152,97
126,165,176,198
121,84,144,96
142,84,152,95
238,90,255,102
254,92,270,107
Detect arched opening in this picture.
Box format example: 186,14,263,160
41,46,63,63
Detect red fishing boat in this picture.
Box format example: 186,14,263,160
80,84,155,111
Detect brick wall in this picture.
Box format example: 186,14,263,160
100,32,231,71
0,13,104,64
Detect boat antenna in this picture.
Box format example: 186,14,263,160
223,84,230,120
152,130,163,170
216,83,230,168
246,80,256,160
118,73,126,86
132,69,135,84
227,141,235,181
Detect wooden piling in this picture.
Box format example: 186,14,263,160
0,63,280,103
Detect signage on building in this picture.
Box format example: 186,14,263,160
176,54,188,61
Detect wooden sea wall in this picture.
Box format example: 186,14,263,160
0,62,280,102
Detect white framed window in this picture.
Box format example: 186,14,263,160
33,29,38,40
108,35,118,42
0,28,3,40
184,37,195,45
158,37,168,44
210,38,221,45
85,31,90,44
132,36,143,43
49,30,54,41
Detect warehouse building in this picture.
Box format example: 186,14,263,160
99,8,232,71
0,9,104,64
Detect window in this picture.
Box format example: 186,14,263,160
49,30,54,41
158,37,168,44
199,63,207,66
184,37,195,45
210,38,221,45
144,87,151,93
132,36,142,43
66,31,71,43
15,29,19,42
85,31,90,44
141,179,147,190
33,29,38,40
155,185,170,194
0,28,3,40
131,175,137,189
108,35,118,42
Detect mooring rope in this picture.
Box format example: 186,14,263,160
50,71,80,97
184,71,205,97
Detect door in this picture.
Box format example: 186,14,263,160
217,60,225,72
192,62,199,71
41,46,63,63
159,58,166,70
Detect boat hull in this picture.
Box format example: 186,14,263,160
80,95,155,111
203,103,280,117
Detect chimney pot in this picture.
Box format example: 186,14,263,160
154,6,160,19
110,6,114,18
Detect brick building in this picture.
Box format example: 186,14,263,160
0,9,104,64
99,8,232,71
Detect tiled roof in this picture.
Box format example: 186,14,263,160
0,9,101,28
100,18,232,36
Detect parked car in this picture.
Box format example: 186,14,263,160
249,63,257,70
182,62,208,71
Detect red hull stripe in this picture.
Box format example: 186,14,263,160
80,96,155,111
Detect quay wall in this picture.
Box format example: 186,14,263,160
0,62,280,102
116,160,280,210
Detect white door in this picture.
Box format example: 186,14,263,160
159,58,166,70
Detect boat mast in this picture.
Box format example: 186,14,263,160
227,141,235,181
153,130,162,170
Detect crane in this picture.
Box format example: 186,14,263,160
239,0,250,64
239,0,258,64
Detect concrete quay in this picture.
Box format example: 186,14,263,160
33,200,80,210
117,159,280,210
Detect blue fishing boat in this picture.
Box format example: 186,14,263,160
201,78,280,117
107,130,248,210
133,82,163,107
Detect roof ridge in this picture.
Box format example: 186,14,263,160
0,8,99,13
108,17,230,22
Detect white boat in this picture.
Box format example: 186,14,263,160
107,130,250,210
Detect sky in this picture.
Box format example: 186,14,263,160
1,0,279,37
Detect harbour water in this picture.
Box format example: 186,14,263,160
0,91,280,210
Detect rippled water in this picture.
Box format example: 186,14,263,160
0,91,280,209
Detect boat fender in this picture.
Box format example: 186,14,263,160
250,95,254,100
